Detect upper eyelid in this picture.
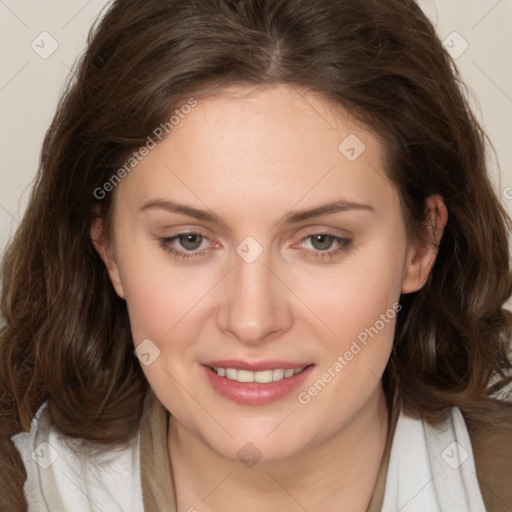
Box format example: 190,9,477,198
160,223,352,238
292,234,351,251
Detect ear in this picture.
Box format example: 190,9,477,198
401,194,448,294
90,214,126,299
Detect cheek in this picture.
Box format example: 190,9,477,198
291,248,402,425
114,226,213,341
121,264,212,344
117,249,212,418
287,234,405,336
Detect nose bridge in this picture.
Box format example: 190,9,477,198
219,244,289,344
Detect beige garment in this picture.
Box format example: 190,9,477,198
139,391,177,511
139,390,395,512
465,406,512,512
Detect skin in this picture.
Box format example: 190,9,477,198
92,83,448,511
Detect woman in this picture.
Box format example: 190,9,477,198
1,0,511,510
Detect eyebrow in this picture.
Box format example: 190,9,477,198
282,199,374,223
140,198,219,222
139,198,375,224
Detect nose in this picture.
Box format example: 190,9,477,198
217,248,293,347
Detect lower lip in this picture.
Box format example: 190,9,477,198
201,364,314,405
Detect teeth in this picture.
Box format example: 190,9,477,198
237,370,255,383
272,368,284,381
213,366,306,383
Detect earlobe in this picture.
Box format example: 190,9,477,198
401,194,448,294
90,217,126,299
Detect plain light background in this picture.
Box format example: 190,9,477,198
0,1,511,255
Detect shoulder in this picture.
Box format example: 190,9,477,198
11,400,144,512
464,400,512,512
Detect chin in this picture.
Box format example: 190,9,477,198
198,421,312,464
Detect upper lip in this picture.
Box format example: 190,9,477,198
202,360,313,371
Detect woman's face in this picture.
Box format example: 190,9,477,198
94,83,441,462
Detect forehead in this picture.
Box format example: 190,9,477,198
115,83,397,218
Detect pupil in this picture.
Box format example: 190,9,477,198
312,234,333,251
180,234,202,250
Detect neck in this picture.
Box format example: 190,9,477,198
168,383,390,512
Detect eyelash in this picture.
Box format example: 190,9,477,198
158,231,210,260
295,234,353,261
158,232,353,262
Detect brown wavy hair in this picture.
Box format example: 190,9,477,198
2,0,512,509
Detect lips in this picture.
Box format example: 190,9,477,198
201,360,314,405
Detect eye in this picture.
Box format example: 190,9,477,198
176,233,204,251
158,231,214,260
309,234,336,251
296,233,353,261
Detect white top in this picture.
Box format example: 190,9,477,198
12,400,486,512
12,401,144,512
381,405,486,512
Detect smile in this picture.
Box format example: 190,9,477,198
201,362,314,405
